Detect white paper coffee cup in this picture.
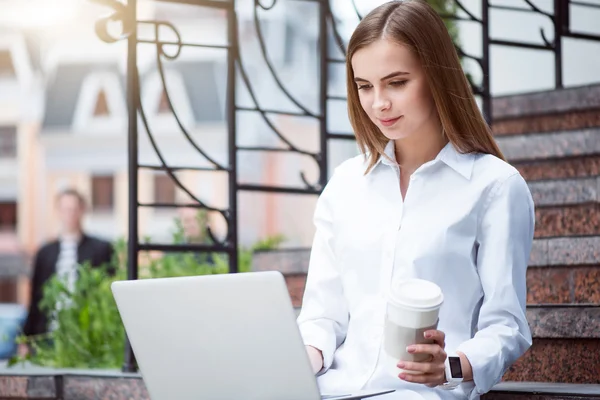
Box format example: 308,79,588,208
382,278,444,377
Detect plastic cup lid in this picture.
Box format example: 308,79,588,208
387,278,444,311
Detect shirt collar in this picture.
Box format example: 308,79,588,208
370,140,475,180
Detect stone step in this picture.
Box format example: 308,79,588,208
515,156,600,181
491,84,600,124
529,236,600,267
494,108,600,137
285,267,600,307
490,84,600,186
535,204,599,238
528,177,599,207
503,337,600,384
256,235,600,272
498,127,600,167
527,177,600,238
292,266,600,307
527,265,600,305
525,306,600,339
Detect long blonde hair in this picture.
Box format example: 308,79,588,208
346,0,504,174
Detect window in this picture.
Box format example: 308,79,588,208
91,175,114,211
0,50,15,78
154,174,176,204
284,22,296,65
93,89,110,117
0,126,17,158
0,202,17,230
0,279,17,303
157,89,170,114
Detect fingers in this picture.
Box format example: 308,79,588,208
424,329,445,347
397,360,446,386
397,360,436,374
399,335,447,386
396,330,448,386
398,371,446,385
406,344,447,361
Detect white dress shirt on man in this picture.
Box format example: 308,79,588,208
49,236,79,331
297,141,535,400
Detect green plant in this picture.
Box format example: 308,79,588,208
10,213,285,369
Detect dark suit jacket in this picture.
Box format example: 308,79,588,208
22,234,114,336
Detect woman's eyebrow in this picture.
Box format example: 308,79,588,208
354,71,409,83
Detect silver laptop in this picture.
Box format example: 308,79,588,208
111,270,394,400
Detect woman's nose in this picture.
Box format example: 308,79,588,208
372,90,391,111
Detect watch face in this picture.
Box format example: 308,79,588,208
449,357,463,378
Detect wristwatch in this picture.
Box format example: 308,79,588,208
439,353,463,390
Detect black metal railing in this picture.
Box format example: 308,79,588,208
90,0,600,372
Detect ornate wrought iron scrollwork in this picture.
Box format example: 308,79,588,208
140,19,233,246
233,0,329,191
327,1,347,58
90,0,132,43
350,0,363,21
256,0,277,12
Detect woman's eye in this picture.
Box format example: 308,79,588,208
357,84,372,90
390,80,407,87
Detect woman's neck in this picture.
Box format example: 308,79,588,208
393,129,447,175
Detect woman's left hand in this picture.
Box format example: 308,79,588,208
397,329,447,387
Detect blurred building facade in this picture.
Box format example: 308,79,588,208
0,0,359,306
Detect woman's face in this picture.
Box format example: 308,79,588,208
351,39,438,142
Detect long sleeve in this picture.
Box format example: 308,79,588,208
297,170,349,375
457,172,535,396
22,250,44,337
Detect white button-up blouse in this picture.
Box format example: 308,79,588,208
297,141,535,400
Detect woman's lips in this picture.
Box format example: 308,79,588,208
379,116,402,127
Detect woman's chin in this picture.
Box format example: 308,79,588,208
380,127,411,141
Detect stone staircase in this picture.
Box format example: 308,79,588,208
492,84,600,386
253,84,600,398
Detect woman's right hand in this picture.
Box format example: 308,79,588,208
305,345,324,374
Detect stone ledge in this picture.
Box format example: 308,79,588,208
0,370,599,399
253,248,311,274
254,236,600,270
527,265,600,304
497,128,600,162
516,156,600,181
503,339,600,383
535,205,600,238
528,177,599,207
0,376,56,399
527,306,600,339
492,84,600,120
493,108,600,136
530,236,600,267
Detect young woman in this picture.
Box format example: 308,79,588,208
297,1,535,399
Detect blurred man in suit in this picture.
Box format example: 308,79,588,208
21,188,114,343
